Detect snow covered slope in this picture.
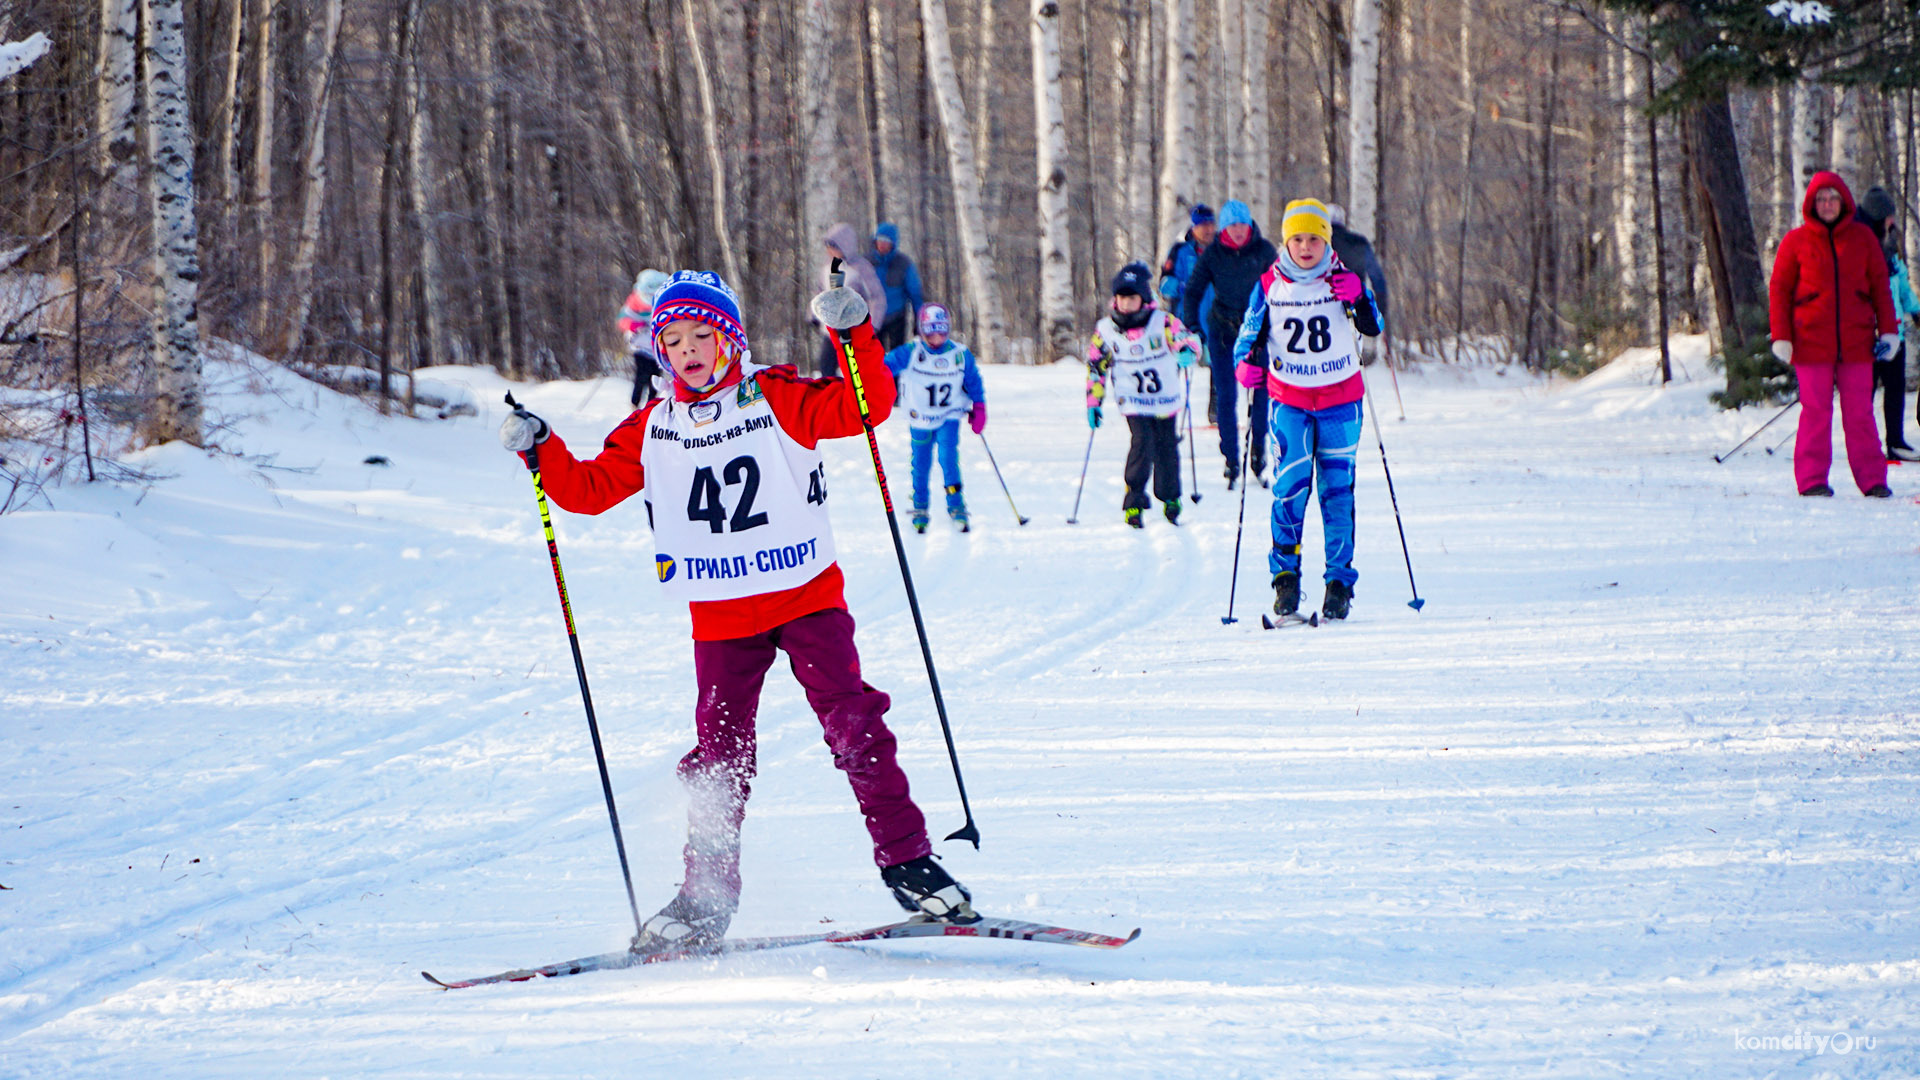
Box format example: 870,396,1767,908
3,343,1917,1077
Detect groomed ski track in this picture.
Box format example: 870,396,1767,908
4,339,1918,1077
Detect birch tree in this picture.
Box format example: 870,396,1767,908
1830,87,1860,181
867,0,904,221
1238,0,1271,225
1122,1,1155,263
1609,13,1643,322
1032,0,1075,361
1346,0,1383,238
249,0,276,335
280,0,341,360
96,0,140,179
1792,75,1822,197
404,0,446,373
800,0,838,259
1159,0,1197,246
682,0,743,285
921,0,1005,353
141,0,204,445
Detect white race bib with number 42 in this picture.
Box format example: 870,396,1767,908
641,377,837,603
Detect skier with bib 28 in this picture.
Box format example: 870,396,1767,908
1233,199,1384,621
885,303,986,533
1087,261,1202,527
498,270,977,955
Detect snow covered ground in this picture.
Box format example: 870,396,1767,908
4,338,1917,1078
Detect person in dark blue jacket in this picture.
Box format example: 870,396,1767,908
871,223,925,350
1160,205,1217,422
1182,200,1278,487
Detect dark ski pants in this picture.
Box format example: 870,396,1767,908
1123,413,1182,511
680,607,931,908
1206,321,1268,471
1875,345,1909,450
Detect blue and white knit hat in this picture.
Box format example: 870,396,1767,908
650,270,748,358
919,303,951,336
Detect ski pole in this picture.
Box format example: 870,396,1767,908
827,260,980,849
1362,378,1425,611
1221,422,1254,624
1764,420,1797,455
502,391,645,942
1183,366,1202,503
1714,398,1797,463
1065,425,1096,524
974,431,1029,525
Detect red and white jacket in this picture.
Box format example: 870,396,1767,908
533,322,892,641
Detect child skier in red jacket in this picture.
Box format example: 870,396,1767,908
499,271,977,954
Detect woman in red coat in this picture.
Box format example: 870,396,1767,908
1768,171,1899,497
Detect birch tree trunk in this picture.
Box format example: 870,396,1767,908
1830,87,1860,181
1609,13,1643,325
921,0,1005,354
141,0,204,445
1239,0,1271,226
1346,0,1383,237
215,0,245,228
1123,1,1154,263
1215,0,1243,205
404,0,447,373
475,0,515,374
96,0,140,179
1159,0,1197,247
800,0,838,257
867,0,903,222
972,0,994,211
1451,0,1477,361
279,0,341,360
249,0,276,336
1032,0,1075,361
1792,75,1822,198
1772,85,1794,244
682,0,743,286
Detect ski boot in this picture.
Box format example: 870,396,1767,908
911,506,931,534
630,891,735,955
881,856,979,924
1272,571,1300,617
1889,443,1920,463
1163,497,1181,525
946,485,969,533
1322,580,1353,621
1124,507,1144,529
1223,460,1239,491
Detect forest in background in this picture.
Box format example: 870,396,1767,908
0,0,1917,462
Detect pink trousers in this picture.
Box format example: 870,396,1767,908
1794,361,1886,494
677,607,931,907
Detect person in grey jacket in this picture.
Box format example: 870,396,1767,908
817,222,889,376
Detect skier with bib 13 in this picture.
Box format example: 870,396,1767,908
1233,198,1384,621
1087,261,1203,527
498,270,978,955
885,303,986,534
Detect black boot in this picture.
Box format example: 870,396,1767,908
881,856,979,923
1322,580,1353,621
1272,571,1300,617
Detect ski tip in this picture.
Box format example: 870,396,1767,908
421,971,451,989
1125,927,1142,944
1309,612,1320,626
1408,598,1426,611
1259,614,1274,630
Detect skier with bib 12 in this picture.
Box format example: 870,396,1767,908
1233,198,1384,621
884,303,986,533
1086,261,1203,527
498,270,978,955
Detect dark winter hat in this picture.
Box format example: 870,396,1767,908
1859,186,1897,224
1111,261,1153,298
651,270,748,358
1190,204,1216,226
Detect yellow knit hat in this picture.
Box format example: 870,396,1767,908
1280,199,1333,243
